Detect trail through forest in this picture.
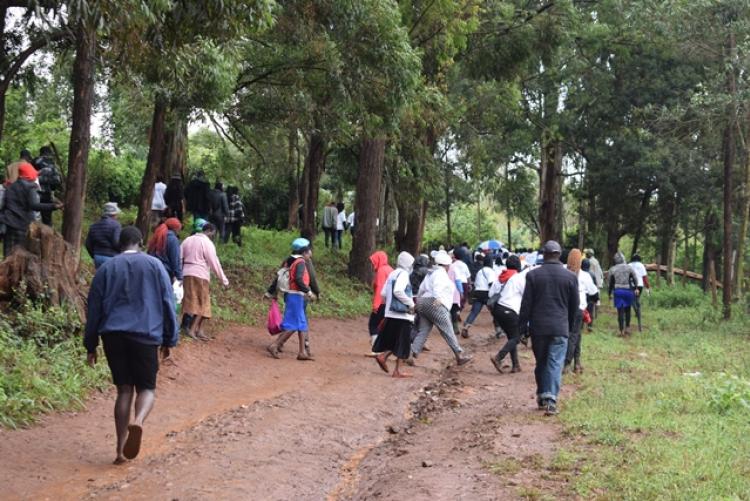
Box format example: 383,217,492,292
0,311,575,500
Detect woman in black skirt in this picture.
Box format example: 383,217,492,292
374,251,416,378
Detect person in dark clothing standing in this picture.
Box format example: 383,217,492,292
85,202,123,269
164,174,184,221
207,182,229,242
224,186,245,246
518,240,579,416
84,226,177,464
0,163,61,257
33,146,62,226
183,171,210,220
147,217,183,282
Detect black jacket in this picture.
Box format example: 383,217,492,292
207,189,229,219
184,178,210,215
518,261,579,337
0,179,57,230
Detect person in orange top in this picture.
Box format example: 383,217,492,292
367,251,393,352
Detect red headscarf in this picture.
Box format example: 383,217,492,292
17,162,38,182
147,218,182,255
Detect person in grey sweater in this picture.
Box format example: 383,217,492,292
608,252,639,336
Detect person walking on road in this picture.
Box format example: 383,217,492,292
373,252,416,378
564,249,597,374
367,251,393,352
267,238,317,361
84,202,122,269
518,241,579,416
180,221,229,341
461,255,497,338
147,217,183,283
411,251,472,366
584,248,604,288
629,254,650,332
489,255,526,373
608,251,639,336
84,226,178,465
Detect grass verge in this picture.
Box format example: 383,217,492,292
561,285,750,499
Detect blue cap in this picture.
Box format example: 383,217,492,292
292,237,310,251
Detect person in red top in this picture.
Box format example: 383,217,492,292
367,251,393,354
267,238,316,361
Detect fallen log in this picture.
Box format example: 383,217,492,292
645,263,722,288
0,222,87,322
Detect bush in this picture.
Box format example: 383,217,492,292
86,149,144,207
647,283,705,309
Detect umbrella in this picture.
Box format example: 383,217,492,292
478,239,503,251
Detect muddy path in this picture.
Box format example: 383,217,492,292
0,311,575,500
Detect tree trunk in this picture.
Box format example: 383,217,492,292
0,85,6,145
734,116,750,299
605,225,620,269
401,199,426,255
722,30,737,319
286,130,299,230
538,138,563,244
349,136,385,283
300,131,325,240
61,20,96,259
445,165,452,244
135,97,168,236
160,116,187,180
506,218,512,250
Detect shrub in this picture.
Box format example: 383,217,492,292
86,149,144,207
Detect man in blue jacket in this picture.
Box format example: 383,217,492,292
84,226,178,464
518,240,579,416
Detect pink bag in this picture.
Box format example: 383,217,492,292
267,299,283,335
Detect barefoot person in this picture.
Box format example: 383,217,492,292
84,226,178,464
373,252,416,378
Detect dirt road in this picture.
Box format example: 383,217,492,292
0,311,574,500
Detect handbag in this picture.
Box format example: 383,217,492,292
582,308,592,325
389,271,413,313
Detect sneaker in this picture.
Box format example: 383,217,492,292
537,398,547,410
456,354,473,366
460,327,470,339
544,401,559,416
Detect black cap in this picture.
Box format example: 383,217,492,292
542,240,562,254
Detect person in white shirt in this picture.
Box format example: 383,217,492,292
151,177,167,228
564,249,598,374
334,202,346,250
628,254,650,332
489,255,527,373
410,251,472,366
346,211,355,235
461,255,497,337
373,252,416,378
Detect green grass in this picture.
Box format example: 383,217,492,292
561,285,750,499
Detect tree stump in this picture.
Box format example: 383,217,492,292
0,222,87,322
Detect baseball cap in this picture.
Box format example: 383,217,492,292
542,240,562,254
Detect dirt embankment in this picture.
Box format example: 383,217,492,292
0,311,575,500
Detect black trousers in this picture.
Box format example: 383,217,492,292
492,304,521,367
40,191,53,226
323,227,334,247
565,309,584,366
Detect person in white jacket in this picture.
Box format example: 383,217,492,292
565,249,598,373
373,252,416,378
410,251,472,366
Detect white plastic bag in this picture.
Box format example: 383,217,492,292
173,280,184,305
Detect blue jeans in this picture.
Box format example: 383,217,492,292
464,298,486,326
531,335,568,404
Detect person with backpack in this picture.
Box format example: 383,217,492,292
275,244,320,357
224,186,246,246
0,162,62,257
373,252,416,378
180,221,229,341
33,146,62,226
266,238,316,361
460,255,497,338
488,255,526,373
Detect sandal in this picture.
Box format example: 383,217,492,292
375,354,389,373
123,424,143,460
